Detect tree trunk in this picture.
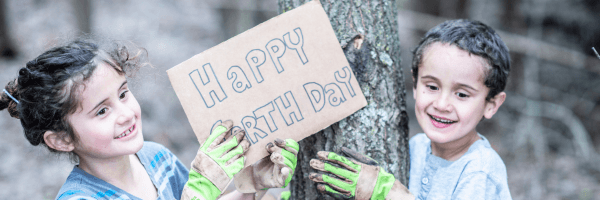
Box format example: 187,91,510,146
72,0,91,35
277,0,409,199
0,0,16,58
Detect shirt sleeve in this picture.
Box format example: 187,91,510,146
163,147,191,199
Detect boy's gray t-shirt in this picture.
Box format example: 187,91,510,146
408,133,512,200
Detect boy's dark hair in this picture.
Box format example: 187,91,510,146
0,39,147,161
411,19,510,101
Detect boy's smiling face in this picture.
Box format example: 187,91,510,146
413,42,504,149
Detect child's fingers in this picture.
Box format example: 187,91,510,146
222,131,249,159
281,150,296,171
215,120,234,141
230,129,246,145
219,143,244,163
341,147,378,166
324,162,357,181
276,138,299,172
220,120,234,131
267,143,294,187
213,129,246,157
225,155,245,178
268,140,297,171
279,166,291,186
272,153,293,186
317,184,352,199
209,138,237,158
319,173,352,193
224,140,250,166
266,142,282,154
239,137,250,154
309,172,327,183
309,158,357,181
280,166,291,178
205,120,233,151
274,138,299,155
310,158,326,172
224,129,246,151
270,148,287,167
309,173,352,197
316,151,359,173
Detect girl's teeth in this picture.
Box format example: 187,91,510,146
115,127,134,139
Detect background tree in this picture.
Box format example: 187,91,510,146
277,0,410,199
72,0,91,35
0,0,15,58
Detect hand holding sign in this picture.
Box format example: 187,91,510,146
234,138,299,199
182,120,250,200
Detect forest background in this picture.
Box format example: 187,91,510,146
0,0,598,199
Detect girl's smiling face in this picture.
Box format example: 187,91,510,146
68,62,144,161
413,42,504,148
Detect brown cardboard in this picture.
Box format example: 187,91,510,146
167,0,367,166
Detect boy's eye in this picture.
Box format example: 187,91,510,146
120,90,129,99
427,85,439,91
456,92,469,98
96,108,107,116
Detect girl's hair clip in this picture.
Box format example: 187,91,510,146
3,89,19,104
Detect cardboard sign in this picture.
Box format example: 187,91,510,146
167,0,367,165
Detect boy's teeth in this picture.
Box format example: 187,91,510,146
431,115,455,124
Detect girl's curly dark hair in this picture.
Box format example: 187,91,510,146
0,39,148,161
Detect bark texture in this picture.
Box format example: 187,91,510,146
277,0,409,199
0,0,16,58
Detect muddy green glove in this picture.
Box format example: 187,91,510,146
234,138,299,199
182,120,250,200
309,147,414,200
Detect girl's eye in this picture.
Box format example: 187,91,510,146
456,92,469,98
120,90,129,100
96,108,107,116
427,85,439,91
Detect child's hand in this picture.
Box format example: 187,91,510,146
234,138,299,199
309,147,414,200
182,120,250,200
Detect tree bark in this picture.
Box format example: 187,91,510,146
0,0,16,58
277,0,409,199
72,0,91,35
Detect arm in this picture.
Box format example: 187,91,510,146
181,120,250,200
309,147,414,200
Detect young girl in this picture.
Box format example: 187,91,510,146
0,40,299,200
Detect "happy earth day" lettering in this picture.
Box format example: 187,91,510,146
189,27,358,144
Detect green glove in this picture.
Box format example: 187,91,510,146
276,138,299,187
309,147,413,200
182,120,250,200
279,191,291,200
234,138,299,199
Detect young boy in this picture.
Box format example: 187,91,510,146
308,19,512,200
